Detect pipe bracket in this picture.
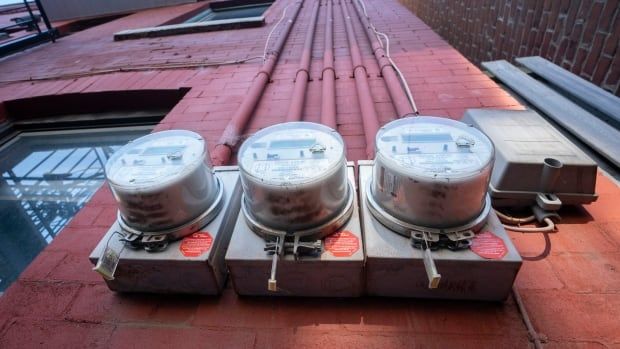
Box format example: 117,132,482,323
293,68,311,82
320,66,336,80
352,64,369,77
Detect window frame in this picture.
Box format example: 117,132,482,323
0,124,154,292
113,0,275,41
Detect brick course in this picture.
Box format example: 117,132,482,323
400,0,620,96
0,1,619,348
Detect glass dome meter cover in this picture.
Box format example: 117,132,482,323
105,130,219,232
370,116,495,230
238,122,351,234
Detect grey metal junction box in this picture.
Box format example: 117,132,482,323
225,166,364,297
89,167,242,295
462,109,598,209
359,161,522,301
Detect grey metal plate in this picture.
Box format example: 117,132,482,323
359,162,522,301
89,166,242,295
482,60,620,167
225,165,364,297
462,108,598,207
516,56,620,125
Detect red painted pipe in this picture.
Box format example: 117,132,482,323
212,1,303,165
286,0,320,122
351,0,414,118
340,0,380,158
320,0,337,129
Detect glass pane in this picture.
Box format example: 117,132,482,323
0,127,150,291
185,3,272,23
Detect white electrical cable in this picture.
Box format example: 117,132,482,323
494,209,536,225
502,217,555,233
262,2,292,62
375,30,420,115
495,208,556,233
356,0,419,115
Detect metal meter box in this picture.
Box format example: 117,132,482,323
462,109,598,209
360,161,522,301
89,166,242,295
225,164,364,297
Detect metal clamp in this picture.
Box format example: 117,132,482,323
264,235,322,292
535,192,562,211
117,231,169,253
418,232,441,289
265,236,285,292
410,230,474,290
410,230,473,251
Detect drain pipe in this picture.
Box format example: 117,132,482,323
286,0,320,122
351,0,414,118
212,1,303,165
320,0,337,129
340,0,380,158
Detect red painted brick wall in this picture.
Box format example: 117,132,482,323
1,2,620,349
399,0,620,96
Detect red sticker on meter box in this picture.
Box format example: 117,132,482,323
324,231,359,257
180,232,213,257
471,231,508,259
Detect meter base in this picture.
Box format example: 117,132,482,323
225,166,364,297
360,161,522,301
89,167,241,295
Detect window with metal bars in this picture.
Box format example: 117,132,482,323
0,126,152,292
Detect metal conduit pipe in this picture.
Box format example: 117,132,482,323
320,0,337,129
340,0,380,158
212,1,303,165
286,0,321,122
351,0,414,118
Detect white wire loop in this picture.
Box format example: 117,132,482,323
356,0,419,115
495,209,556,233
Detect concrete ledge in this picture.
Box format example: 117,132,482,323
114,16,265,41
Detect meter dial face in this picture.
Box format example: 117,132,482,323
106,130,206,188
239,122,345,185
376,116,493,178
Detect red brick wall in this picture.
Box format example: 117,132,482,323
399,0,620,96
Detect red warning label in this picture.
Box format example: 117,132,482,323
324,231,360,257
471,231,508,259
180,232,213,257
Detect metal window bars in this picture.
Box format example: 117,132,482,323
0,0,57,57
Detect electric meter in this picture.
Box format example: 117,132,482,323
368,116,494,234
105,130,222,238
238,122,352,238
